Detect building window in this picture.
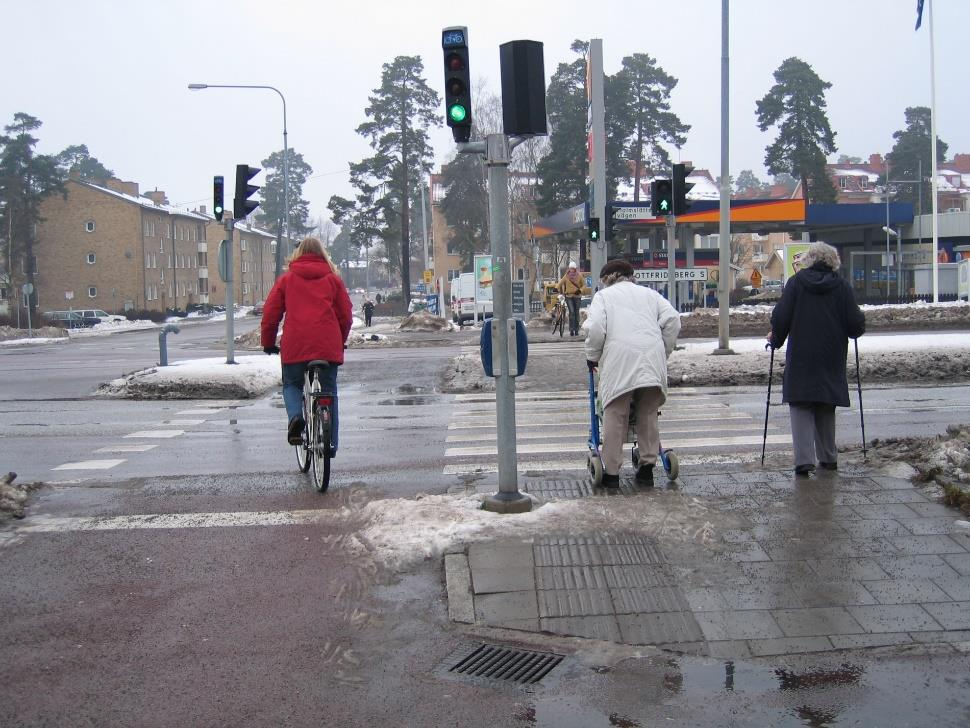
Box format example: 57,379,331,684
839,177,847,189
85,220,95,233
86,252,96,264
198,252,207,267
87,286,97,298
448,269,461,281
199,278,208,294
240,238,247,251
860,178,869,189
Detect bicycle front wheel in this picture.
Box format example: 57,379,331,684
311,402,332,492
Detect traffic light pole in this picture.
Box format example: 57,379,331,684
224,217,236,365
460,134,531,514
666,214,677,311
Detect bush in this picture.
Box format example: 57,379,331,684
125,309,168,323
0,314,12,327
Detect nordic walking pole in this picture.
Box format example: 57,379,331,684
854,338,867,461
761,342,775,467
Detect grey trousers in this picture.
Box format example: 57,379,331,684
789,403,837,467
602,386,664,475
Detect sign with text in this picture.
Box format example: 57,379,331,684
634,268,709,283
611,206,652,220
511,281,526,320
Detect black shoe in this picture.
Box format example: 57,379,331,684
794,464,816,476
819,461,838,471
287,416,305,445
601,472,620,487
635,464,655,486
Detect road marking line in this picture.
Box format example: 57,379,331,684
162,419,206,426
445,434,790,457
52,459,126,471
445,423,780,443
450,413,753,428
95,444,158,453
124,430,185,439
16,509,331,534
177,409,221,415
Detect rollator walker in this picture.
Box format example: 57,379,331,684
586,368,679,485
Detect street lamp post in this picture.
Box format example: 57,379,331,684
188,83,288,279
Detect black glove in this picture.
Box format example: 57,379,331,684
263,345,280,355
587,360,598,373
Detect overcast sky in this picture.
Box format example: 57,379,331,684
3,0,966,225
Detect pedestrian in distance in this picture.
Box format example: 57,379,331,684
362,298,375,327
557,261,590,336
585,258,681,487
767,241,865,476
261,237,353,447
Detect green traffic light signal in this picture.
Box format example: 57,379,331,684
448,103,467,123
660,199,669,212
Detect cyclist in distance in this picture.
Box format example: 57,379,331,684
556,261,589,337
261,237,353,448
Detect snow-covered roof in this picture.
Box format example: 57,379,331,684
835,169,879,181
81,181,210,221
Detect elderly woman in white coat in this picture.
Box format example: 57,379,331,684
585,258,681,487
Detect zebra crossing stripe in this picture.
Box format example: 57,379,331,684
445,434,791,458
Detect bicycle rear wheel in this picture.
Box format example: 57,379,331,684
554,308,565,337
311,402,332,492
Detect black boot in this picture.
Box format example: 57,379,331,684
635,464,655,486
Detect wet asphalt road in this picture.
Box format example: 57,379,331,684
2,322,970,726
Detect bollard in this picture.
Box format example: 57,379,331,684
158,323,180,366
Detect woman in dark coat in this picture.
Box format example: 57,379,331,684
768,242,866,475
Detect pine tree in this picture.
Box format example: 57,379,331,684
256,148,313,238
350,55,440,304
886,106,947,207
55,144,113,182
0,113,64,317
611,53,689,202
438,153,488,270
756,58,838,203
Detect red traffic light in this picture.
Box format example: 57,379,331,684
447,52,465,72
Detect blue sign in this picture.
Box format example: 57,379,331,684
425,294,438,315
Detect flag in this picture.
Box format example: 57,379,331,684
915,0,924,30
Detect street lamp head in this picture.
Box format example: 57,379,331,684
882,226,900,237
187,83,208,90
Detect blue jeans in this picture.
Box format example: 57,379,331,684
282,361,339,451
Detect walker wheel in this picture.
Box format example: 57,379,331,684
662,449,679,480
587,451,603,486
632,445,640,470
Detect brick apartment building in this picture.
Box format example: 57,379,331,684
429,169,539,298
29,178,277,315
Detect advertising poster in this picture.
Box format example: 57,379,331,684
783,243,811,282
474,254,493,302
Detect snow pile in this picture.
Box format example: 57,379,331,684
0,473,41,523
348,331,390,347
0,325,68,344
398,310,453,331
441,354,495,393
96,355,280,399
354,490,724,572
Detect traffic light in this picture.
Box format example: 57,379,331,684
673,163,694,215
233,164,260,220
213,175,224,222
442,26,472,143
604,203,614,242
651,178,673,217
588,217,600,243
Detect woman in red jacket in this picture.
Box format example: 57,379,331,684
261,237,353,447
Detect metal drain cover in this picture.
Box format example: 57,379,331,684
447,643,564,685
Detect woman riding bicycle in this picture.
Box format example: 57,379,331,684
261,237,353,447
556,261,590,337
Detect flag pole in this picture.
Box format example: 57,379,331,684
928,0,940,303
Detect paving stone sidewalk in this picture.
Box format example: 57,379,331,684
445,465,970,658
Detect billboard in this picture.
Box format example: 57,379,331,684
474,254,493,302
783,243,811,282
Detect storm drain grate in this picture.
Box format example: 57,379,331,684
449,643,564,685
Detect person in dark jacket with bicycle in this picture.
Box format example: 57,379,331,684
261,237,353,447
768,242,865,475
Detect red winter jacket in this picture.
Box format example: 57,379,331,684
260,254,353,365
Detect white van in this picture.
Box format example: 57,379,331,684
450,272,492,324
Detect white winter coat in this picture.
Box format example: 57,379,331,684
584,280,681,407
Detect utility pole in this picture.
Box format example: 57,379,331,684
224,218,235,364
588,40,608,281
714,0,735,355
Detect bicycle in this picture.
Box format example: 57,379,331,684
551,295,567,337
294,359,336,492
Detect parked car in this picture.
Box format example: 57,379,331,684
79,309,126,324
43,310,93,329
250,301,264,316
